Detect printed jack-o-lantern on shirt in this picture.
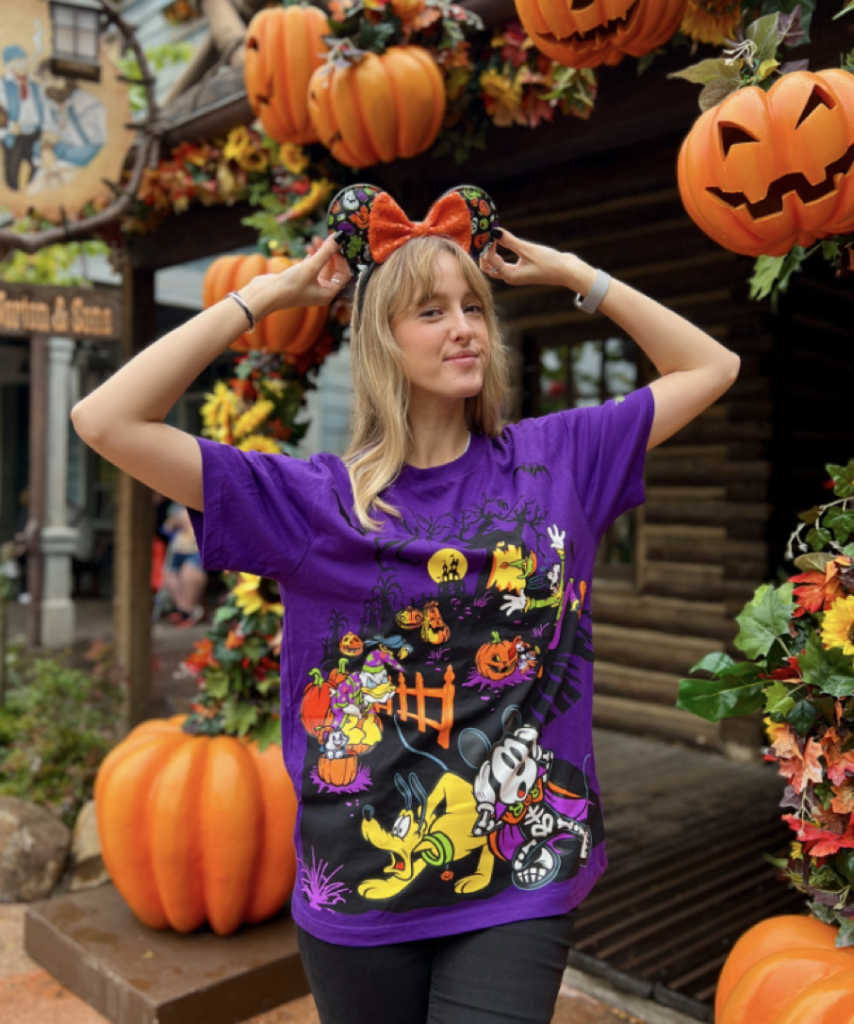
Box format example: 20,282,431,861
190,386,654,945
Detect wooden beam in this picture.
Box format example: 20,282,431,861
113,264,156,731
125,201,257,271
26,334,47,648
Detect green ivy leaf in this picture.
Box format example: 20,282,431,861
676,662,765,721
252,715,282,752
222,699,258,738
786,697,819,735
827,460,854,499
805,527,833,552
734,582,794,659
764,680,795,717
689,652,736,676
203,671,230,700
749,247,809,305
824,507,854,544
800,632,854,698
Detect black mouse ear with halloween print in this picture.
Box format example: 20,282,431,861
326,183,385,277
439,184,500,260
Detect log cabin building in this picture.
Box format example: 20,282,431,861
114,0,852,757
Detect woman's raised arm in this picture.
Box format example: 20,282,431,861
70,235,350,511
480,229,740,450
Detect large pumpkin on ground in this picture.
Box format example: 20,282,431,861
715,915,854,1024
678,69,854,257
307,46,446,167
202,253,328,356
244,4,330,145
95,717,298,936
515,0,689,69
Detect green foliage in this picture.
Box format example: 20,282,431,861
0,240,110,286
734,582,794,659
0,644,126,827
119,42,193,116
748,248,809,307
800,633,854,699
676,660,765,721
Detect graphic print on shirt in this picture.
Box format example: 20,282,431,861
296,490,603,914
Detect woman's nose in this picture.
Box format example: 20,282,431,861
449,307,473,340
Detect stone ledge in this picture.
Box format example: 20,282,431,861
24,884,309,1024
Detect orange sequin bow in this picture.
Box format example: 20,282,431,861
368,191,472,264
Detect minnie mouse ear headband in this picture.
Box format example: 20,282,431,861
326,184,500,316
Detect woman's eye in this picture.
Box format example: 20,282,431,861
467,305,484,315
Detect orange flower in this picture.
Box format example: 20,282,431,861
225,629,244,650
791,555,851,618
185,638,219,673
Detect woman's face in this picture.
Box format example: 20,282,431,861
390,252,489,409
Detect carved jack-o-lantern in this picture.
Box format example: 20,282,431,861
420,601,451,645
395,606,424,630
475,632,521,681
515,0,689,69
339,632,364,657
678,70,854,257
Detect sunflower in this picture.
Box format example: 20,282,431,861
233,399,275,441
278,143,310,175
281,179,335,222
233,573,284,617
821,593,854,656
200,381,239,441
238,434,281,454
680,0,741,46
223,126,269,173
480,68,525,127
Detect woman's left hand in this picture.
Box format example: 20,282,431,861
479,228,586,290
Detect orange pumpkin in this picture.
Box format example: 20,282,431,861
94,717,298,936
771,969,854,1024
308,46,446,167
716,915,854,1024
715,915,839,1017
420,600,451,644
243,4,330,145
515,0,689,69
203,253,328,357
339,632,364,657
317,754,359,786
678,69,854,257
475,631,520,681
395,605,424,630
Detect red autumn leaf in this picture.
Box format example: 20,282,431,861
791,570,843,617
783,814,854,857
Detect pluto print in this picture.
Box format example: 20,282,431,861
189,386,654,945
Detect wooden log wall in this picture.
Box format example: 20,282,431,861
484,132,779,754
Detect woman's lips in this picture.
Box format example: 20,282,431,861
445,353,478,363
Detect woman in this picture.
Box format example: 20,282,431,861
71,184,739,1024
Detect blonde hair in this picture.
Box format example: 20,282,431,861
344,235,509,530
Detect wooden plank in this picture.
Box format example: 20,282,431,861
591,587,732,641
592,694,720,748
595,624,722,677
644,498,772,526
595,662,683,703
113,264,156,731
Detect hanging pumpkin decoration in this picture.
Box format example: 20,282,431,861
307,46,446,167
475,632,521,681
202,253,328,356
678,69,854,257
715,915,854,1024
514,0,689,69
244,4,330,145
94,717,298,937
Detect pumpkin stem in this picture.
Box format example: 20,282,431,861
308,668,324,687
338,658,349,674
491,631,501,643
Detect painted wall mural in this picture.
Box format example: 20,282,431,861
0,1,134,221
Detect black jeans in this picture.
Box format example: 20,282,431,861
297,912,575,1024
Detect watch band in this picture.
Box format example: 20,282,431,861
575,270,611,314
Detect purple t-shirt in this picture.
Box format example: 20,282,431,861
190,385,654,946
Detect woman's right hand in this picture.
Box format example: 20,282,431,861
239,234,353,319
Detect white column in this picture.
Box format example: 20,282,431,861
40,336,77,647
